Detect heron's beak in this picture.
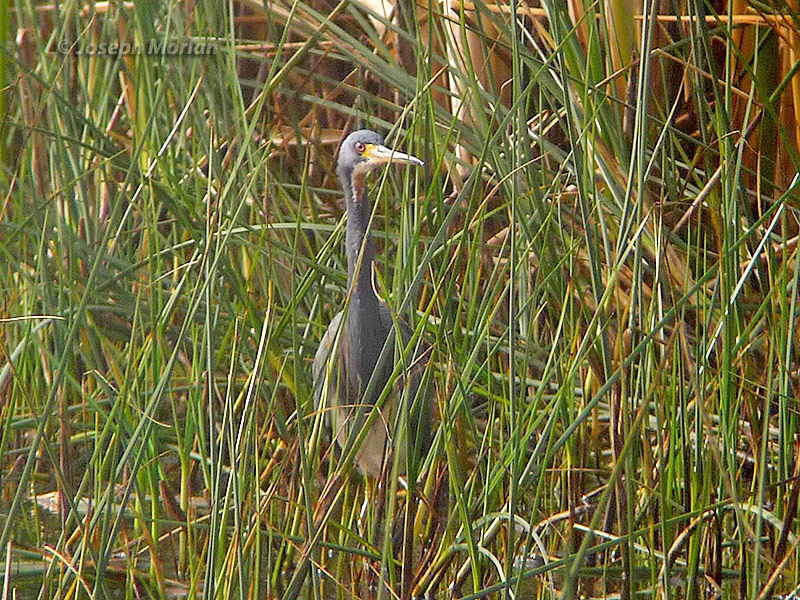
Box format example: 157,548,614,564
366,144,424,168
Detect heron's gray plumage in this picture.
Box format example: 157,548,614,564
313,130,429,478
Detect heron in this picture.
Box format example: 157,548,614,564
313,129,430,479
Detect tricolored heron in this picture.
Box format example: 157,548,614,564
313,129,430,478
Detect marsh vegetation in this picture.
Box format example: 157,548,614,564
2,1,800,598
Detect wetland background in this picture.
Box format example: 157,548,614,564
2,1,800,598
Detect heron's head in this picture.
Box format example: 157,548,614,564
337,130,423,184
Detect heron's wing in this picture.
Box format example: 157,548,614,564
314,309,394,477
314,304,433,477
377,301,411,346
376,302,433,462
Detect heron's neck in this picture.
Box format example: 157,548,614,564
343,174,379,305
341,173,386,391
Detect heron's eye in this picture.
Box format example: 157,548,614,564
355,141,366,154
